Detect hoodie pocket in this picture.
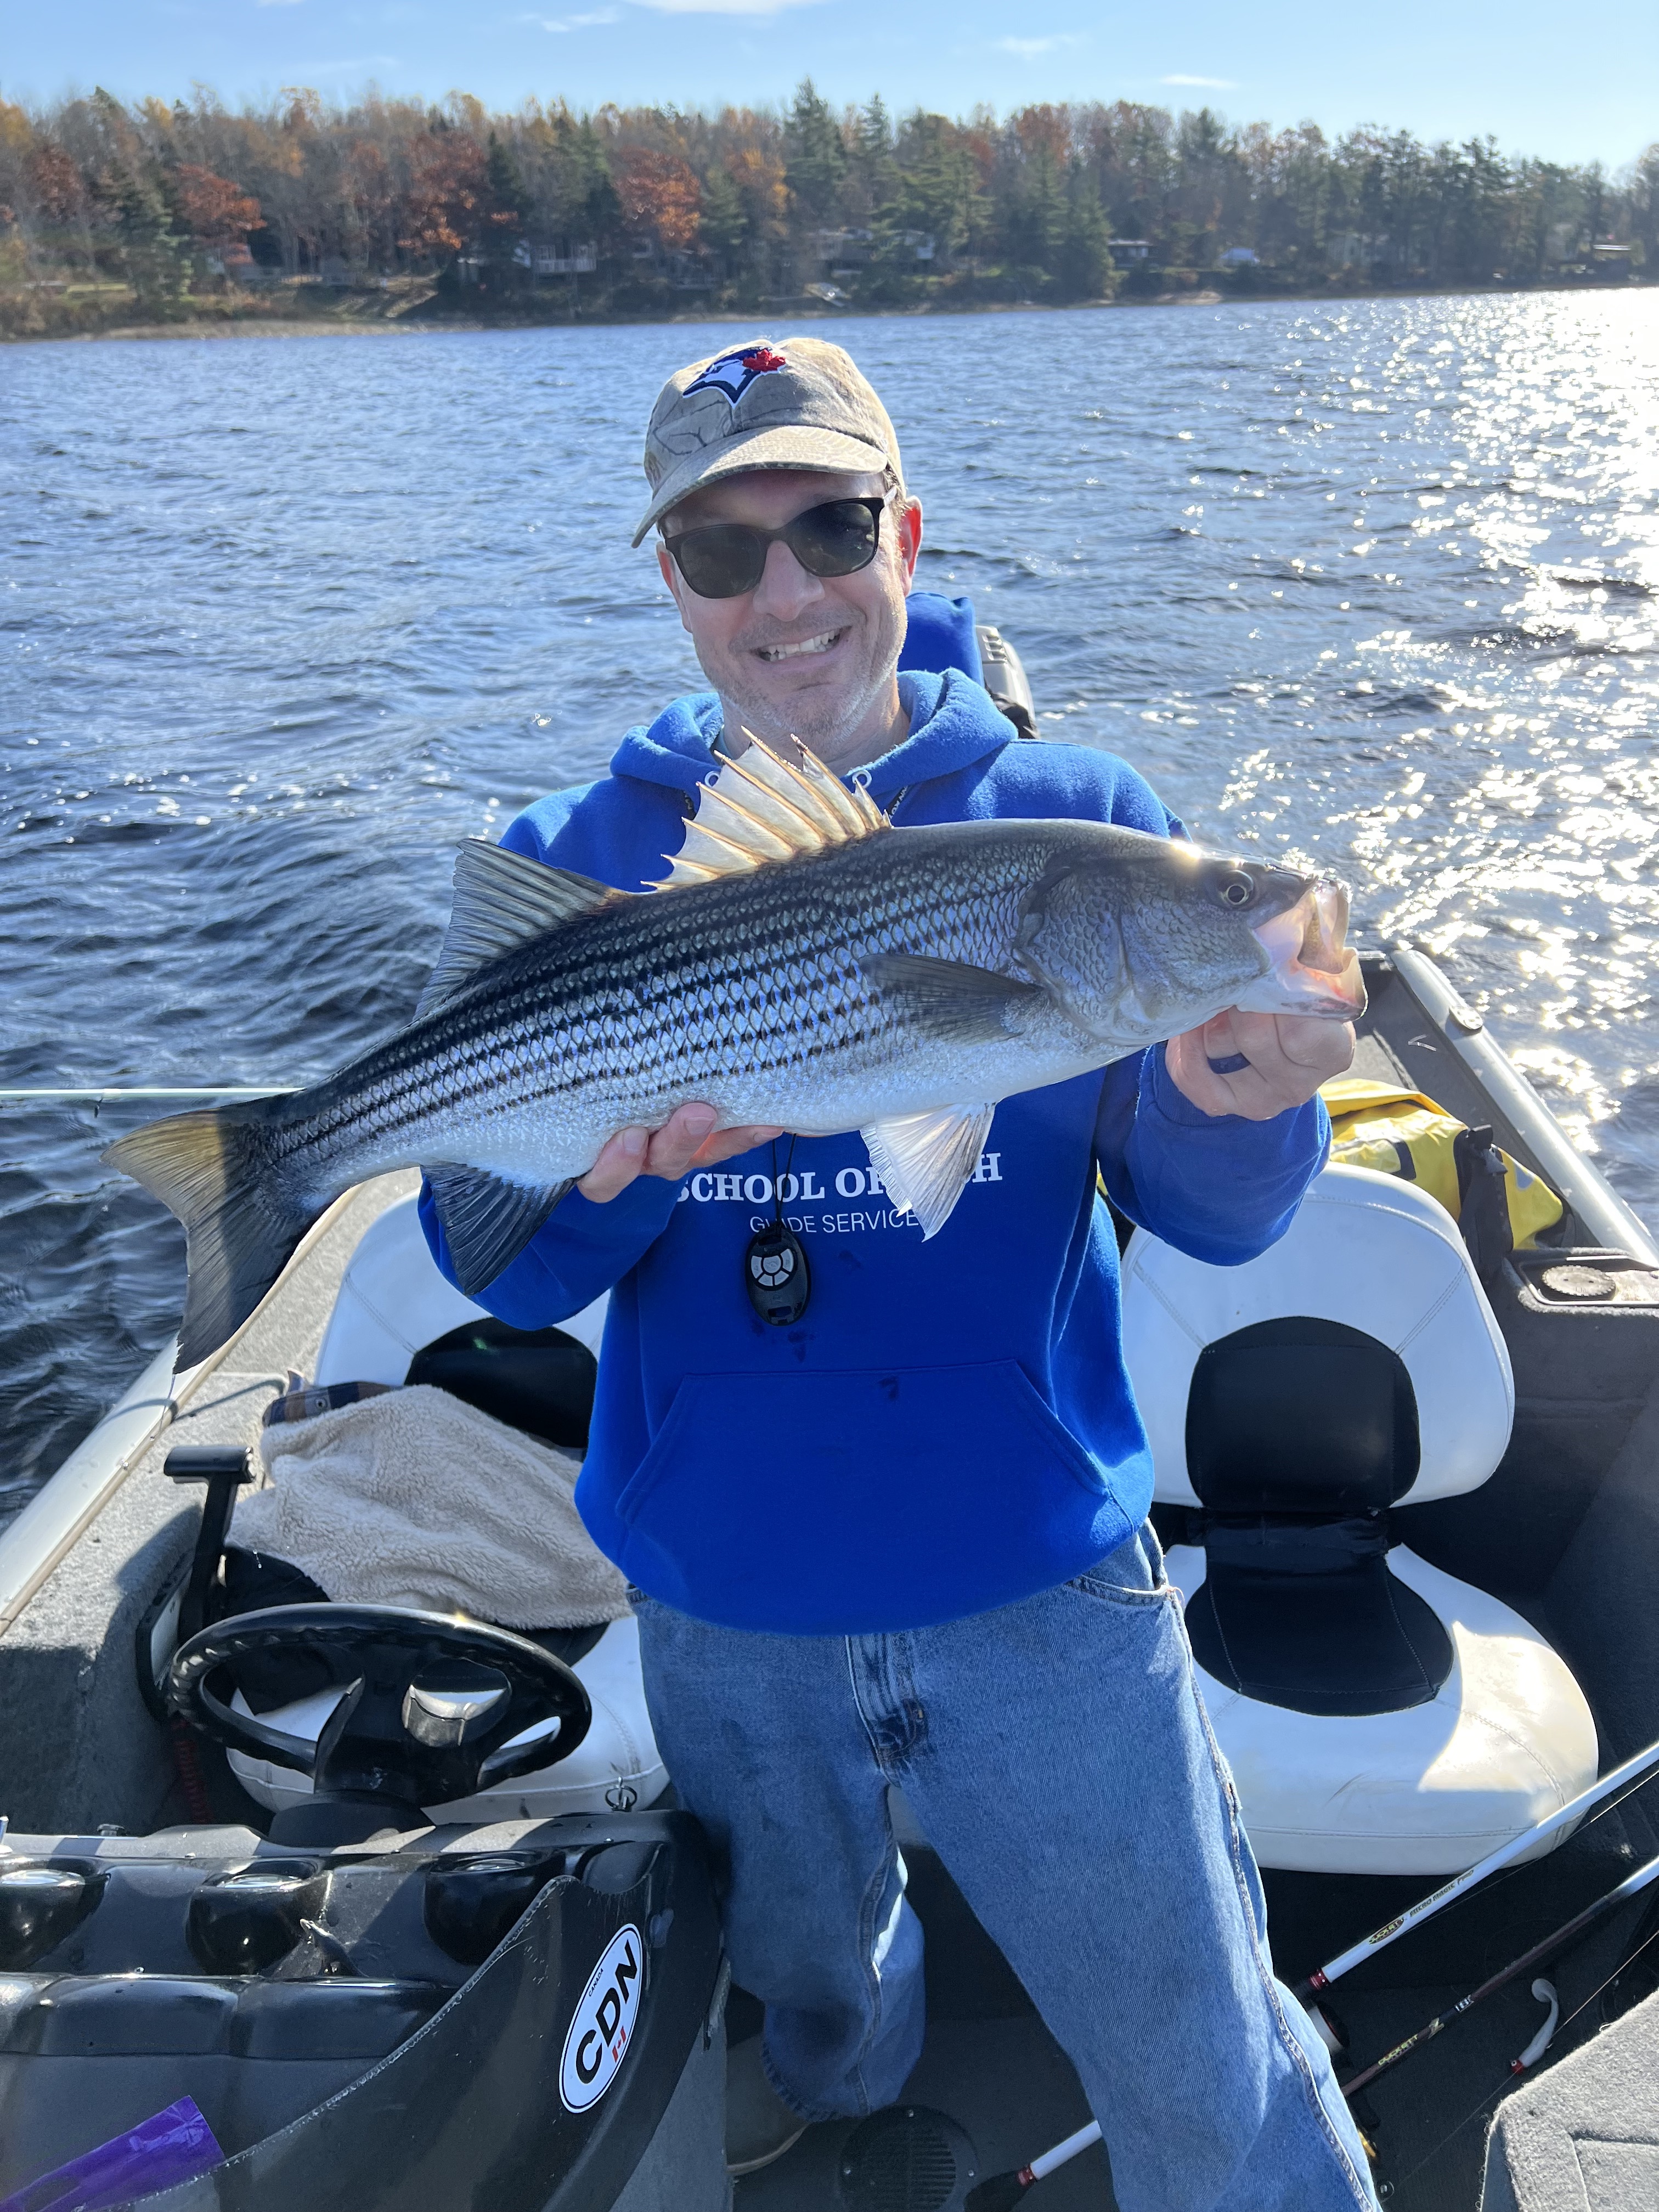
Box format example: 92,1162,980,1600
611,1361,1126,1633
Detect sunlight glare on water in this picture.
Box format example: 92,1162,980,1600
1,291,1656,1511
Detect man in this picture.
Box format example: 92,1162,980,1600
421,337,1377,2210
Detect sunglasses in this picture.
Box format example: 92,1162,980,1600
664,496,885,601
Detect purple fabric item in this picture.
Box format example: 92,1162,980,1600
0,2098,224,2212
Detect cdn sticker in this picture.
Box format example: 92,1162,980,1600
560,1924,645,2112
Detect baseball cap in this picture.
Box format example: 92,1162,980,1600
633,336,904,546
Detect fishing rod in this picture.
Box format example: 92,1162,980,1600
1370,1900,1659,2198
964,2121,1101,2212
0,1088,296,1105
1299,1734,1659,1996
1341,1846,1659,2099
966,1741,1659,2208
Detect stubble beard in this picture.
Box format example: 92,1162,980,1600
710,610,903,761
718,668,882,755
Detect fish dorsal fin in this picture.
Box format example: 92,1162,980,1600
651,732,887,890
417,839,628,1017
862,1104,996,1241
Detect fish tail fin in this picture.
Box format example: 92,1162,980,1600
103,1099,324,1369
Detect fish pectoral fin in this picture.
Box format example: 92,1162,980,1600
424,1164,574,1297
862,1105,996,1242
860,952,1045,1043
417,841,630,1017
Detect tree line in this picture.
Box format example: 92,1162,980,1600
1,80,1653,326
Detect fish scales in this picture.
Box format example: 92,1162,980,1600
264,823,1044,1197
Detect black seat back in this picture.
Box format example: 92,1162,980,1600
406,1319,596,1453
1181,1317,1452,1717
1186,1317,1420,1515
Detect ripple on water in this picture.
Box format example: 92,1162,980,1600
2,291,1656,1513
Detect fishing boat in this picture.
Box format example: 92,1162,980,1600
2,627,1657,2212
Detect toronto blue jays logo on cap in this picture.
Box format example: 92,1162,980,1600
685,345,788,407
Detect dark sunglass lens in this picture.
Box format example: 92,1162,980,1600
673,524,766,600
788,500,881,578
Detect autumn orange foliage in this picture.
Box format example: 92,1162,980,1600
400,133,488,259
617,148,701,253
174,165,264,246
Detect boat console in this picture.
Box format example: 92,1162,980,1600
1,1586,726,2210
0,1809,724,2208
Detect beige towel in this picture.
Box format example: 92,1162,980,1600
234,1384,629,1629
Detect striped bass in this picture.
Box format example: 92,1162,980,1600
105,736,1364,1366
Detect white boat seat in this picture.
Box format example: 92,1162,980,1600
1122,1164,1597,1875
227,1613,668,1824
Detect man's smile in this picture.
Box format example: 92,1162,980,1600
753,627,850,664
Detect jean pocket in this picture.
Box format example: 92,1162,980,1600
1067,1523,1175,1609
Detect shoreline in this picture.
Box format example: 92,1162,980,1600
5,275,1652,347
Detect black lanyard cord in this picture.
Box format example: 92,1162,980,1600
770,1133,800,1222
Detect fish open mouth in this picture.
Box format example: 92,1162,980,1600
1243,876,1368,1019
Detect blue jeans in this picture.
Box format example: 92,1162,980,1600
633,1526,1378,2212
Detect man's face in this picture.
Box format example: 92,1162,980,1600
656,468,922,757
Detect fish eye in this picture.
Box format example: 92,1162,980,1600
1213,870,1257,910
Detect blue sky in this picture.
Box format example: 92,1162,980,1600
6,0,1655,169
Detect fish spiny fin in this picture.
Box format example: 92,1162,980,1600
717,749,842,845
425,1164,574,1297
862,1105,996,1242
650,732,888,890
419,840,630,1016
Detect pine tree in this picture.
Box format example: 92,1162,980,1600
848,95,896,227
785,78,847,232
109,159,185,314
698,163,746,276
487,130,529,240
1057,160,1114,298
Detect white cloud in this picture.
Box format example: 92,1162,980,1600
996,31,1086,54
522,5,619,24
1160,73,1236,88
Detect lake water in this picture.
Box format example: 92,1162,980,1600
3,294,1657,1518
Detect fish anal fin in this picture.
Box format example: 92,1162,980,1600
418,842,628,1017
649,733,887,891
862,1105,996,1240
425,1164,574,1297
861,952,1045,1045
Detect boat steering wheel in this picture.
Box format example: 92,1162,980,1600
168,1604,592,1812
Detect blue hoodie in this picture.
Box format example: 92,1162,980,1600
420,663,1329,1633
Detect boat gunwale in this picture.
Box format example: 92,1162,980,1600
1385,944,1659,1270
0,1186,364,1640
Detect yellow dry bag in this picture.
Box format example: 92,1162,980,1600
1318,1075,1564,1249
